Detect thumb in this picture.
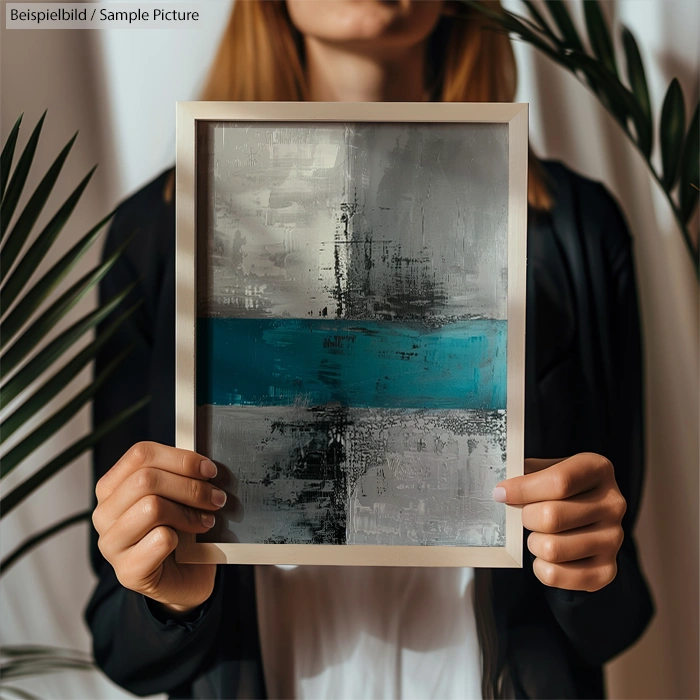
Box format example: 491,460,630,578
493,457,570,505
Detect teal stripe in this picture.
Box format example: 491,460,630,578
198,319,506,409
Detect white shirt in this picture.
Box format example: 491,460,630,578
255,565,483,700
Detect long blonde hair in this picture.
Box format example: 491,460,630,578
202,0,552,211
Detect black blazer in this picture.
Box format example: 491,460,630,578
86,161,654,700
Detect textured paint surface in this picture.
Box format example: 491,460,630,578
198,122,508,321
197,406,506,547
198,318,506,409
196,121,509,547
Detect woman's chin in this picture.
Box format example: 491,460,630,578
286,0,442,46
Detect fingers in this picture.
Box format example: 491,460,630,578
521,483,626,533
94,468,227,534
502,453,625,592
98,495,216,560
527,523,624,563
497,453,614,505
521,487,605,533
97,491,219,599
92,442,222,610
96,441,217,503
112,525,180,595
532,555,618,592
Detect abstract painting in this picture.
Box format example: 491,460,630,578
196,119,508,548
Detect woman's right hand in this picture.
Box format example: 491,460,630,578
92,441,227,616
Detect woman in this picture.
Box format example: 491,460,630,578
86,2,654,699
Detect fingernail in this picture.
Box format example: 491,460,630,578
492,487,507,502
201,513,215,528
200,459,217,478
211,488,227,507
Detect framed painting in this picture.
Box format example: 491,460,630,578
175,102,527,567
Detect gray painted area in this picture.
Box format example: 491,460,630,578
346,409,506,546
197,406,506,547
199,121,508,322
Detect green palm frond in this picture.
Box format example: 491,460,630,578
1,683,41,699
0,114,150,559
0,646,94,684
0,112,46,241
0,645,95,700
0,112,152,685
622,26,652,157
1,396,150,517
461,0,699,278
546,0,584,51
0,211,115,349
680,104,699,223
0,133,78,279
0,165,97,314
660,78,686,190
0,510,92,575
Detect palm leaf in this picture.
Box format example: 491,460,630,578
462,2,564,63
0,348,131,479
0,112,46,242
0,116,154,659
1,510,91,575
1,651,48,659
583,0,619,78
0,212,113,348
2,664,93,682
0,166,97,314
622,26,652,157
0,281,137,409
660,78,686,190
0,114,23,203
0,684,40,700
579,1,625,124
545,0,584,51
483,5,564,62
0,685,42,700
0,685,41,700
521,1,555,38
0,303,141,444
0,133,77,279
510,0,566,50
0,646,92,662
571,51,645,131
679,103,699,224
1,396,150,517
459,1,697,276
582,0,627,125
0,236,134,374
1,657,93,681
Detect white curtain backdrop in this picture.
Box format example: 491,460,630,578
1,1,697,698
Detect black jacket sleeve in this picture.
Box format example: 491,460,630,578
541,180,654,666
84,171,225,697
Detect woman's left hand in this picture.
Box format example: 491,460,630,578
493,453,627,592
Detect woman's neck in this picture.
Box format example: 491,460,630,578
303,38,428,102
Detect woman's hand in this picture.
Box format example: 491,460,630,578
494,453,627,592
93,441,227,616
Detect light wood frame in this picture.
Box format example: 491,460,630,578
175,101,528,567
